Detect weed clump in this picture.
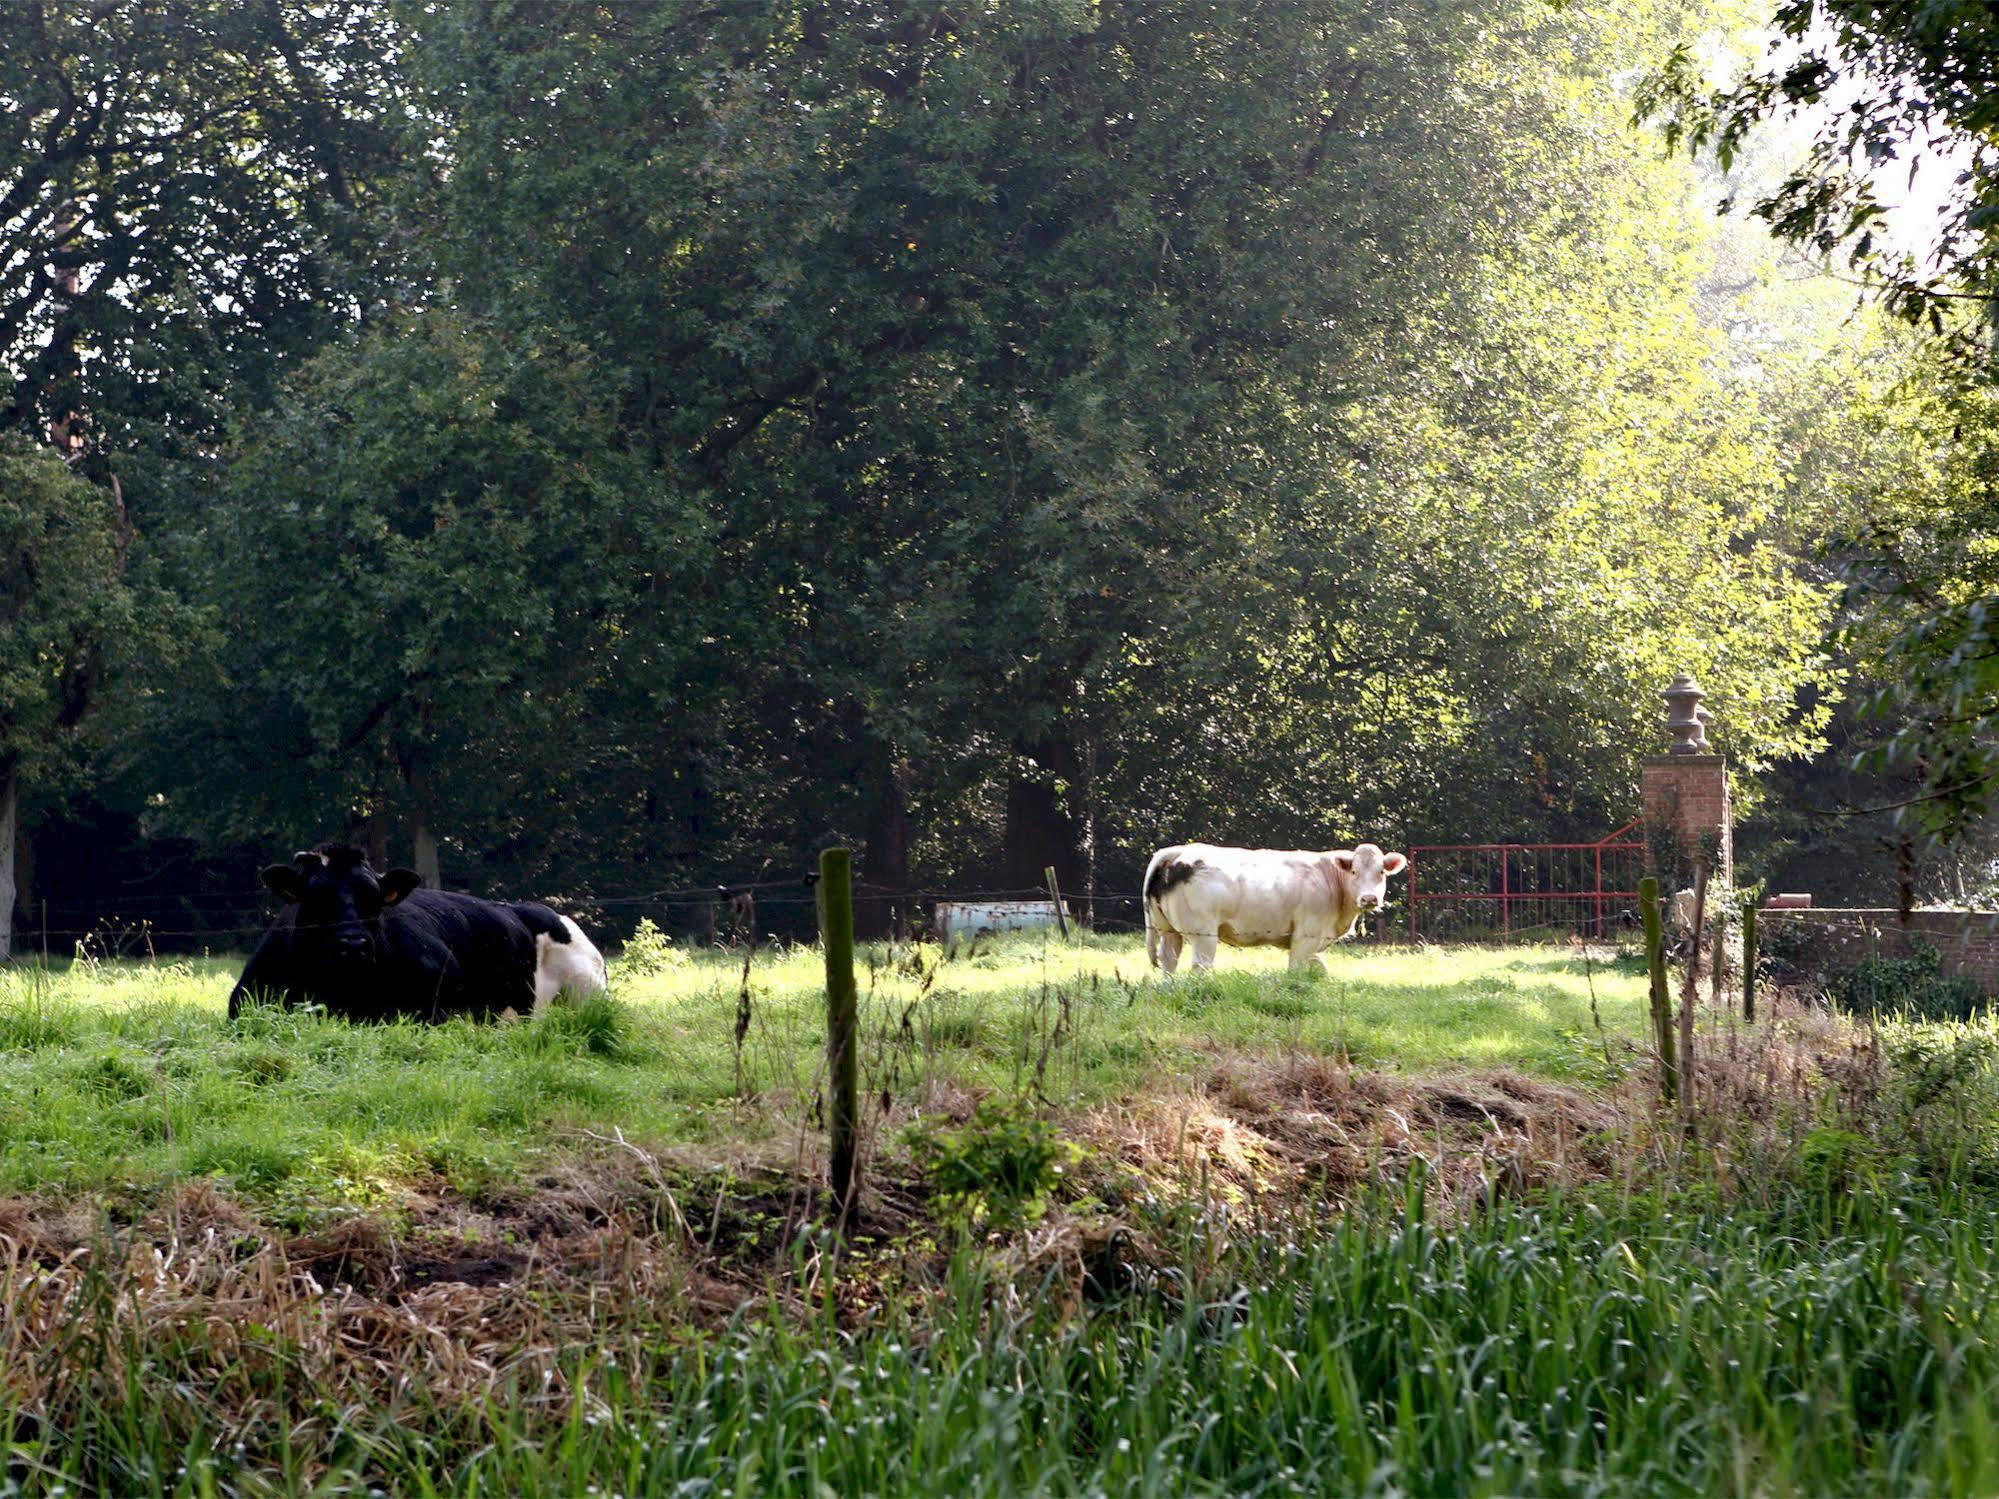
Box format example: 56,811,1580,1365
0,994,79,1050
909,1095,1081,1230
528,991,629,1060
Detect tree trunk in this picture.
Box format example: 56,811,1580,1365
1081,732,1098,928
862,748,911,940
412,810,441,890
13,814,31,949
407,761,442,889
0,770,16,962
365,806,390,870
1001,736,1086,892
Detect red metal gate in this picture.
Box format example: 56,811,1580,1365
1405,822,1644,942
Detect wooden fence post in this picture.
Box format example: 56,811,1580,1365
1742,898,1758,1023
1678,864,1708,1113
1640,876,1677,1105
818,847,860,1219
1043,865,1069,938
1710,906,1727,1007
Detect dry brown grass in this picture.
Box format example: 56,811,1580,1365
1079,1050,1622,1229
0,1161,777,1478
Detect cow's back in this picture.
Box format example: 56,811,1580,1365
379,890,540,1019
1150,844,1345,946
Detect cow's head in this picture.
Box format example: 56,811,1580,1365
261,845,422,969
1333,843,1408,914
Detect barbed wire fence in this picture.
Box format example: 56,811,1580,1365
5,866,1673,958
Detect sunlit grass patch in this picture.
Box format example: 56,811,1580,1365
0,934,1651,1204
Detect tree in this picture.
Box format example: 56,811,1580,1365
118,0,1865,929
1835,370,1999,849
1642,4,1999,857
0,1,414,933
0,0,406,478
1083,0,1843,870
383,0,1842,900
1639,0,1999,356
150,312,710,890
0,442,185,956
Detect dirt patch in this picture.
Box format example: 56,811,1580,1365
0,1164,777,1458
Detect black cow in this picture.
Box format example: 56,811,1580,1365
227,845,608,1022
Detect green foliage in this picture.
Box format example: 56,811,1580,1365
71,0,1857,901
907,1095,1081,1230
610,918,683,980
0,1,406,473
1642,5,1999,862
146,310,694,864
1640,0,1998,355
1832,374,1999,849
1823,941,1986,1023
0,441,185,792
1879,1023,1999,1183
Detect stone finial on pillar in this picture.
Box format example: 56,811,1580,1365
1659,674,1709,755
1641,672,1732,887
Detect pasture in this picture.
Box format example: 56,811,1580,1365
7,933,1999,1494
0,934,1646,1204
9,0,1999,1490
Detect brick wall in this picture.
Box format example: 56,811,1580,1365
1640,755,1732,886
1761,908,1999,995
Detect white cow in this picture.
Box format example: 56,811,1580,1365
1143,842,1408,974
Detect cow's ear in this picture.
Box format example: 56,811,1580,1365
380,869,423,906
262,864,307,903
1332,851,1356,872
1382,852,1407,876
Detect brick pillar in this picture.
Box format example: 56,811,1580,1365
1640,673,1732,888
1641,755,1732,887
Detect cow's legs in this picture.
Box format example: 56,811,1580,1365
1157,929,1184,975
1287,937,1327,975
1189,932,1220,970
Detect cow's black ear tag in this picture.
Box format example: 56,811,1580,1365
381,869,423,906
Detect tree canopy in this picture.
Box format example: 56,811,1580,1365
0,441,188,953
0,0,1947,935
1642,0,1997,353
1645,2,1999,871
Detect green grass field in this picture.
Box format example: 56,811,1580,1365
11,933,1999,1495
0,934,1650,1206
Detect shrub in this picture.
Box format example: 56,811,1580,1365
908,1095,1081,1230
611,917,683,980
1878,1024,1999,1185
1823,942,1985,1022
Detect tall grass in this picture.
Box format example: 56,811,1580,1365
8,1156,1998,1496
